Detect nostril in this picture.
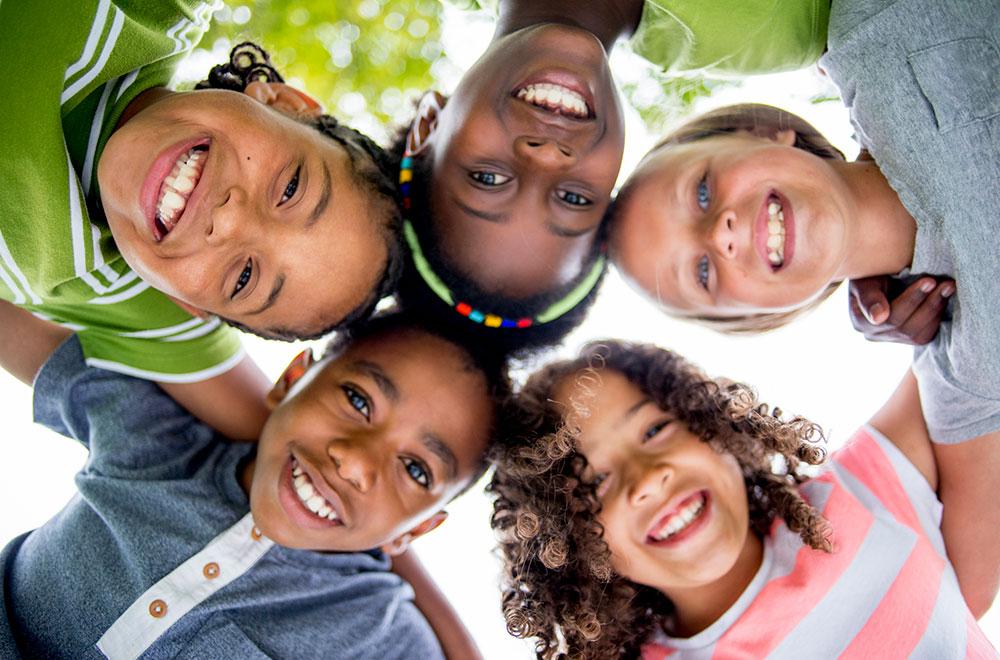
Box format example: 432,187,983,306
558,146,572,157
727,217,734,230
526,140,543,148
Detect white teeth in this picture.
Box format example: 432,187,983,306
291,463,340,522
154,146,207,234
766,197,786,268
515,83,589,118
651,494,706,541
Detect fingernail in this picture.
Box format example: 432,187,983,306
868,302,884,322
941,284,955,298
920,280,934,293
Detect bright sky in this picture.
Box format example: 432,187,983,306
1,4,996,658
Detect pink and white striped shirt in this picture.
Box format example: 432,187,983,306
643,426,997,659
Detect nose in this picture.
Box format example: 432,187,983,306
708,209,738,260
513,136,577,170
327,441,377,493
628,461,671,507
206,186,249,246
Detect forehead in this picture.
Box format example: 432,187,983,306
551,369,646,443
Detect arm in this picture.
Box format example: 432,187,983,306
868,370,1000,618
391,548,484,660
157,355,271,441
0,300,71,385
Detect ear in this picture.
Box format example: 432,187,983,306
736,126,797,146
381,511,448,556
773,128,796,147
405,91,447,156
244,81,324,120
266,348,314,410
168,295,209,319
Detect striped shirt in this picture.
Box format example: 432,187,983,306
643,426,997,659
0,0,242,382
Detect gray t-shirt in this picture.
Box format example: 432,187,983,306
0,336,443,659
820,0,1000,444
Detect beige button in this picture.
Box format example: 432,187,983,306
203,562,220,579
251,526,263,540
148,599,167,618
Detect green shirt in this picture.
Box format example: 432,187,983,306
447,0,830,77
0,0,243,382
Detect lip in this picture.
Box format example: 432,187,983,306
753,190,796,272
511,69,597,122
645,489,712,547
140,136,211,242
277,454,347,530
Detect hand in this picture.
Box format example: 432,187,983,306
848,275,955,345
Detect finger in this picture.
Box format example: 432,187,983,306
900,282,955,345
848,291,875,332
884,278,937,326
849,277,891,325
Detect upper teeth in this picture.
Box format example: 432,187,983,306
515,83,589,118
155,145,207,235
651,493,705,541
766,198,786,267
292,462,340,522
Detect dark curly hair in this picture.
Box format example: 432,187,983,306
609,103,846,335
490,340,831,658
198,42,403,341
389,126,607,357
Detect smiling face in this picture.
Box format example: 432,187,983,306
248,327,493,552
424,23,625,298
98,88,391,337
611,132,856,318
551,369,754,595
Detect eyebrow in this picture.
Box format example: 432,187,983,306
247,274,285,316
350,359,400,403
306,159,332,228
619,397,652,426
420,431,458,482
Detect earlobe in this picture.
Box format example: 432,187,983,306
381,510,448,556
774,128,797,147
405,91,447,156
266,348,314,410
245,81,324,119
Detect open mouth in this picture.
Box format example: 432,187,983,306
291,458,342,524
647,491,709,544
153,144,208,240
765,195,787,269
514,82,592,119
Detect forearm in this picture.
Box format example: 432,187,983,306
392,548,483,660
0,300,71,385
157,354,271,441
933,433,1000,618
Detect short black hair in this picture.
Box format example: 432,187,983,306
388,128,607,357
199,42,404,341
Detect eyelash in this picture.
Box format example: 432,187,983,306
470,171,511,186
232,259,252,298
697,255,710,291
643,419,672,443
401,457,433,489
280,166,301,205
341,385,370,421
558,190,592,207
696,172,710,210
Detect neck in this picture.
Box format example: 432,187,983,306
666,532,763,637
833,158,917,279
115,86,173,131
239,455,256,497
495,0,643,50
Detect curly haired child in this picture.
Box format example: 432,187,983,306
490,341,997,658
0,1,401,439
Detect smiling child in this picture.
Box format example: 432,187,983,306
0,304,507,658
0,1,400,439
490,341,997,658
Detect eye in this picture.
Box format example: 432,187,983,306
643,418,673,443
401,457,433,489
469,171,511,186
280,166,301,205
696,172,710,211
341,385,370,421
558,190,592,207
589,471,611,498
232,259,252,298
697,255,710,291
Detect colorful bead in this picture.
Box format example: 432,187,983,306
456,302,472,316
484,314,502,328
468,310,485,323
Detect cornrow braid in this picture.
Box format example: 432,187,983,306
490,340,831,659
